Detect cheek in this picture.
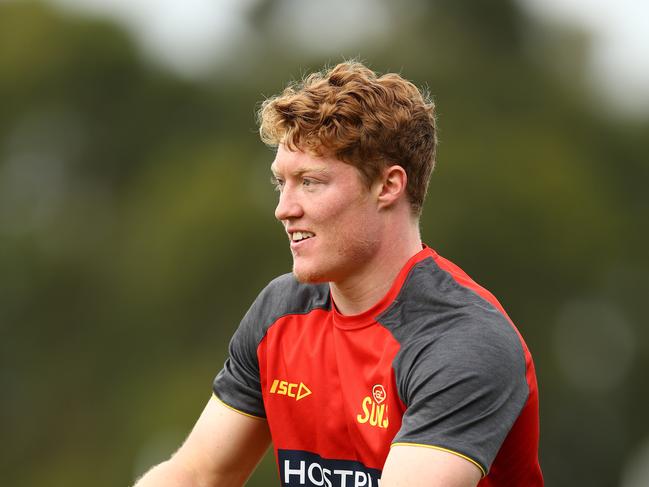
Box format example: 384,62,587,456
325,205,364,232
331,207,381,251
314,198,353,228
313,185,376,241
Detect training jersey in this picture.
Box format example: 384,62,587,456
213,246,543,486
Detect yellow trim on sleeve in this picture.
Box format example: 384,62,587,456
211,393,266,421
390,442,487,478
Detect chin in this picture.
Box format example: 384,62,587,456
292,267,328,284
292,261,332,284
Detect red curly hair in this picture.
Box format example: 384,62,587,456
258,61,437,215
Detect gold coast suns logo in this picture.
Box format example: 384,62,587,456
356,384,389,429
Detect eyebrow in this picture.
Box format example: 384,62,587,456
270,165,330,177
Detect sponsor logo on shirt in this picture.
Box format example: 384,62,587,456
356,384,389,429
270,379,312,401
279,449,381,486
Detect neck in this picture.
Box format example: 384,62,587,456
330,221,422,316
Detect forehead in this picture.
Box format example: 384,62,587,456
270,145,345,175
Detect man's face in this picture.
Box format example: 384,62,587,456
271,145,383,284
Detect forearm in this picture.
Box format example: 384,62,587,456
132,459,198,487
133,457,247,487
132,397,270,487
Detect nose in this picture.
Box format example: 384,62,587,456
274,185,304,221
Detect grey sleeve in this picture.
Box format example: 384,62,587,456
211,274,328,419
392,317,529,475
212,296,268,418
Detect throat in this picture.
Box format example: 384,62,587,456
329,274,394,316
329,241,423,316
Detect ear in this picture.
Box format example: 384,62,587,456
375,165,408,210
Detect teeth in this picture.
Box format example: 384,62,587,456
292,231,314,241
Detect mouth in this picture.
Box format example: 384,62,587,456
290,231,315,243
288,230,316,251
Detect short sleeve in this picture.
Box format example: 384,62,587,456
391,318,529,475
211,273,328,419
213,302,267,418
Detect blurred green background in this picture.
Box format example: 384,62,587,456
1,1,647,486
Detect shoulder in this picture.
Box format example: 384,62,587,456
379,253,528,400
242,273,330,333
224,273,330,364
380,254,517,332
381,252,522,349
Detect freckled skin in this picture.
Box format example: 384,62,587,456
271,145,384,285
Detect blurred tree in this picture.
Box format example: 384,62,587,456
0,1,647,486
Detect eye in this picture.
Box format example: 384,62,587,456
302,177,323,188
270,175,284,192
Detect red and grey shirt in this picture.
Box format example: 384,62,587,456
213,246,543,486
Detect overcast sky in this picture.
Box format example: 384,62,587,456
519,0,649,116
44,0,649,117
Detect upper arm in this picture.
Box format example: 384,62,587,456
380,445,481,487
392,315,529,476
172,395,271,487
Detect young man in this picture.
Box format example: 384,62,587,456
133,61,543,487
